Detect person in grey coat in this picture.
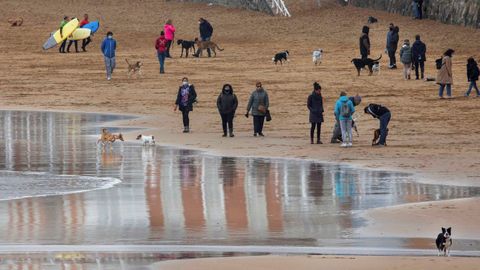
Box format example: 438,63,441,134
307,82,324,144
246,82,269,137
400,39,413,80
217,84,238,137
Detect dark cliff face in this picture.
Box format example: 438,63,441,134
348,0,480,28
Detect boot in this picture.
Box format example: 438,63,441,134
229,129,234,137
310,138,314,144
183,126,189,133
421,73,424,80
317,139,323,144
222,130,227,137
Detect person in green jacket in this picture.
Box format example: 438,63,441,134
59,16,70,53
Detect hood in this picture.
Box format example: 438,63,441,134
222,84,234,94
339,96,349,102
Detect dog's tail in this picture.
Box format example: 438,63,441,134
373,55,382,61
125,58,130,65
216,44,224,51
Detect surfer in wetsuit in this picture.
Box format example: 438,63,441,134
59,16,70,53
80,13,91,52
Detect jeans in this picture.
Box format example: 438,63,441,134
388,49,396,67
413,60,425,79
339,119,352,144
67,40,78,52
379,112,391,145
165,40,172,57
403,63,412,79
310,122,322,142
221,112,234,134
82,37,91,50
104,56,116,78
439,84,452,97
181,110,190,127
196,36,211,57
466,81,480,96
253,115,265,135
157,52,166,73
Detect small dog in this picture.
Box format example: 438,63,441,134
351,55,382,76
193,38,224,57
177,39,196,58
136,134,156,146
125,59,143,78
312,49,323,66
367,16,378,24
97,128,124,147
372,63,380,74
436,227,452,256
8,17,23,27
372,128,388,146
273,50,289,65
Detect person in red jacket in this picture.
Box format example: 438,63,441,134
79,13,91,52
155,31,167,74
163,19,175,58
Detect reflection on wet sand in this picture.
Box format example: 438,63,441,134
1,110,480,250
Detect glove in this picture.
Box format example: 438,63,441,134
245,113,249,118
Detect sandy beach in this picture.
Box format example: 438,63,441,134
1,0,480,268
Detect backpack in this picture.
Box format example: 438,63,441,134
435,58,443,70
340,101,351,118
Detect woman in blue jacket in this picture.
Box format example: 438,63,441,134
334,91,355,147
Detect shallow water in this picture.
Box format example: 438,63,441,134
0,110,479,265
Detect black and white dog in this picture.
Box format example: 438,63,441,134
273,50,289,65
436,227,452,256
177,39,196,58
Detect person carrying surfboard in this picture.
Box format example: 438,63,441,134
80,14,91,52
58,16,70,53
101,31,117,81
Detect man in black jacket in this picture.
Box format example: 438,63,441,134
386,25,399,69
411,34,427,80
195,17,213,57
364,104,391,146
359,26,370,59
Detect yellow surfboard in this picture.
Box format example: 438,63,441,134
67,28,92,41
42,18,79,50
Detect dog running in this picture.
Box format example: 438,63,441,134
177,39,196,58
125,59,143,78
97,128,124,148
273,50,289,65
436,227,453,256
351,55,382,76
136,134,156,146
312,49,323,66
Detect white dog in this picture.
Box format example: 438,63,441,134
136,134,156,146
312,49,323,65
372,63,380,74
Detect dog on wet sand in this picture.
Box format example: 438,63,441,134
136,134,156,146
97,128,124,147
436,227,452,256
125,59,143,78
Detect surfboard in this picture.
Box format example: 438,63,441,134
42,18,79,50
81,21,99,34
67,28,92,41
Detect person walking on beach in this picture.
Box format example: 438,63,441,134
411,34,426,80
437,49,455,98
400,39,413,80
164,19,175,58
194,18,213,57
364,103,391,146
331,95,361,143
101,31,117,81
217,84,238,137
412,0,420,19
334,91,355,148
246,82,269,137
386,23,398,69
155,31,167,74
465,57,480,97
307,82,324,144
80,13,91,52
359,26,370,59
175,77,197,133
58,16,70,53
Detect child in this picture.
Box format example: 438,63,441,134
465,57,480,97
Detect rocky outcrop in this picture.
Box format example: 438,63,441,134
348,0,480,28
179,0,274,15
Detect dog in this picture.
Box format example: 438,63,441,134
136,134,156,146
312,49,323,66
193,38,224,57
372,128,388,146
97,128,124,147
367,16,378,24
273,50,289,65
351,55,382,76
436,227,452,256
177,39,196,58
8,17,23,27
372,63,380,74
125,59,143,78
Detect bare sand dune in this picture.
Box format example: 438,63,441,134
1,0,480,266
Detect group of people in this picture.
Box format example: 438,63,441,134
58,14,92,53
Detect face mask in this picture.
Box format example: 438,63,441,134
107,35,112,39
182,81,188,86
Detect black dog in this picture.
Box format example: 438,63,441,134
368,16,378,24
272,50,289,65
176,39,196,58
436,227,453,256
351,55,382,76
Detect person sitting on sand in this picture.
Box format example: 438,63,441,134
331,95,361,144
307,82,324,144
364,103,391,146
334,91,355,148
58,16,70,53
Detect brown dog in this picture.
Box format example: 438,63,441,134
8,17,23,27
125,59,143,78
97,128,124,147
194,38,224,57
372,128,388,146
